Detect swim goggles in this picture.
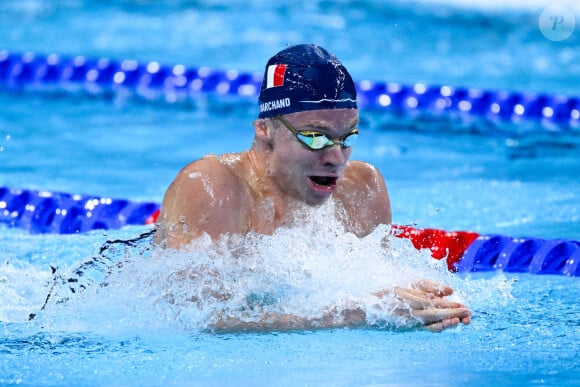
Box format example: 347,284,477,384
275,115,359,150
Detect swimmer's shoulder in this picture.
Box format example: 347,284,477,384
342,160,386,190
173,153,245,186
163,153,248,208
158,153,250,246
337,161,392,234
338,160,390,211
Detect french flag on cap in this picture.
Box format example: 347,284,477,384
266,64,287,88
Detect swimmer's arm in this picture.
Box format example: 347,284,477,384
210,308,367,332
210,283,471,333
154,158,244,249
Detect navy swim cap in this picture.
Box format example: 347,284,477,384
258,44,357,118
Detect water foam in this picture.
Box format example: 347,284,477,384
0,262,52,322
28,204,514,333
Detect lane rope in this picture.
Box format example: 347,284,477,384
1,50,579,130
0,186,159,234
1,186,578,276
2,52,578,275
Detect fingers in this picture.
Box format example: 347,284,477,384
430,297,465,309
412,307,471,326
413,279,454,297
392,287,432,309
460,313,471,325
374,284,471,332
392,287,464,310
425,311,472,332
425,317,460,332
390,286,471,331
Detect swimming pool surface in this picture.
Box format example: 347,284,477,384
1,0,579,385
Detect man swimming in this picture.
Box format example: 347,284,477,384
154,44,471,332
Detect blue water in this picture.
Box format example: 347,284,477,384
1,0,580,385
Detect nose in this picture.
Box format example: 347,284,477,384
320,144,349,168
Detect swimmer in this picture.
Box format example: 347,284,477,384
154,44,471,332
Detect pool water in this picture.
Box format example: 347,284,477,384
1,0,580,385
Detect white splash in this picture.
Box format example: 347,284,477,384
28,205,513,333
0,262,52,322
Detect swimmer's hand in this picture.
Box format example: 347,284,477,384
374,280,471,332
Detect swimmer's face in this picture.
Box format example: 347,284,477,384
268,108,359,205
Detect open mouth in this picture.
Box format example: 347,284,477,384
309,176,338,187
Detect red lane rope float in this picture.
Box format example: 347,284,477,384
392,225,480,271
145,208,161,225
1,186,579,276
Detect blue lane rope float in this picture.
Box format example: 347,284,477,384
2,186,579,276
1,50,579,130
0,186,159,234
456,234,580,276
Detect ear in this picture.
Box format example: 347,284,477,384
253,119,273,144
